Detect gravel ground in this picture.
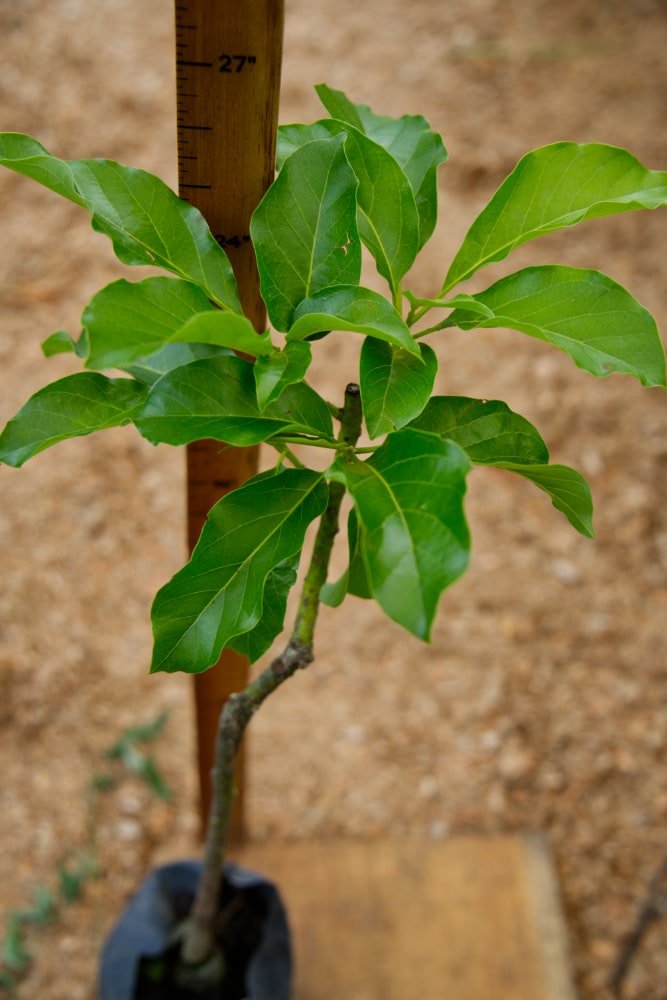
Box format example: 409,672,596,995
1,1,666,997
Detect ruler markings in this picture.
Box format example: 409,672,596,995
174,0,284,842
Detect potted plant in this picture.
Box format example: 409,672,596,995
0,83,665,996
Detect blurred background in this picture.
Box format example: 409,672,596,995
0,1,666,996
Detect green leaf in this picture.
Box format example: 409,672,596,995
320,509,371,607
81,277,215,369
345,509,373,600
17,887,56,927
341,128,419,293
496,462,594,538
135,355,333,447
335,430,471,639
41,330,84,358
58,865,85,904
80,277,271,373
251,136,361,331
123,342,233,386
0,373,147,467
91,773,116,793
0,133,241,311
254,341,312,410
406,397,591,535
444,142,667,292
315,83,447,248
172,312,272,358
135,755,172,800
3,917,30,972
361,339,437,439
229,557,299,662
443,266,666,388
0,132,82,202
409,396,549,465
319,572,347,608
57,853,100,903
151,469,328,673
278,121,420,293
106,735,172,799
287,285,419,356
105,711,169,756
276,121,335,169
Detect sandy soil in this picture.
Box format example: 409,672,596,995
1,1,666,997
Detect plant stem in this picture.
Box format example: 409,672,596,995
407,302,429,326
181,383,362,969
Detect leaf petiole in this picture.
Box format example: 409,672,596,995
414,320,449,339
406,290,495,332
271,434,339,450
269,443,306,469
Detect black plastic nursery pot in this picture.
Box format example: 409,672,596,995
99,861,292,1000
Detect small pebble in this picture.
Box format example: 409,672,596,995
429,820,450,840
499,741,534,783
418,776,439,799
344,724,366,744
119,794,142,816
116,819,142,843
552,559,582,585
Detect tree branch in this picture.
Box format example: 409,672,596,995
181,383,362,968
609,854,667,997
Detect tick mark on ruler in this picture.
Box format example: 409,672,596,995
180,124,212,131
180,184,212,190
177,60,213,68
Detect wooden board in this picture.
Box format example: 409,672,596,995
174,0,285,834
235,836,578,1000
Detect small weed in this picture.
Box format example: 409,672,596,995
0,710,171,991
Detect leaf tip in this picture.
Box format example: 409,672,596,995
581,519,595,540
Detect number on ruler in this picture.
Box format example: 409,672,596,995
215,234,251,249
219,54,257,73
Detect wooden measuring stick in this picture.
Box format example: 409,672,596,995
174,1,285,836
